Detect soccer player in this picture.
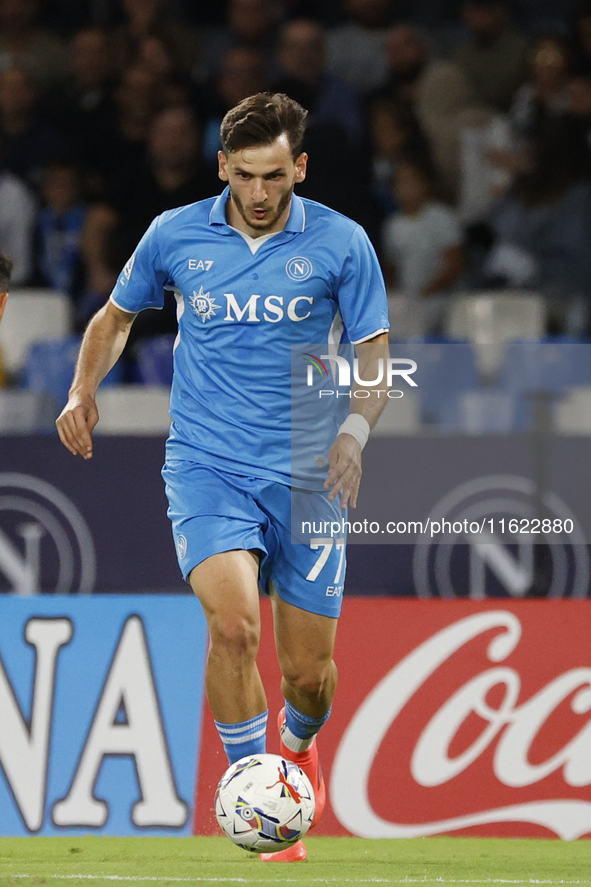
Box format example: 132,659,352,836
0,251,12,321
56,93,389,861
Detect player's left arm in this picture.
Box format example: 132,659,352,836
324,332,390,509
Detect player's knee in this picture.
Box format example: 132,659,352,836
209,612,260,659
282,659,334,701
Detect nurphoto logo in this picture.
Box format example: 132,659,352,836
302,353,418,396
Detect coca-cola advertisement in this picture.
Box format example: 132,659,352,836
194,599,591,839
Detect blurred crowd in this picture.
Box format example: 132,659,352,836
2,0,591,344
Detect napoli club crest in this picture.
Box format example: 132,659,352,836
286,257,313,281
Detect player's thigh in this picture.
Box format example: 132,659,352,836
189,548,260,616
189,549,262,644
271,589,338,676
163,461,266,641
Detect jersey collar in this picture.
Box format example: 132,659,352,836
209,186,306,235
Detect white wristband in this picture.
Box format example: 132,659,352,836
338,413,371,450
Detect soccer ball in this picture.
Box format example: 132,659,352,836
214,753,315,853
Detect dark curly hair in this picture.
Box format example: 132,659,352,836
220,93,308,160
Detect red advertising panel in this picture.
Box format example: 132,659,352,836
194,599,591,839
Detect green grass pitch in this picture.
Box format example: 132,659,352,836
0,836,590,887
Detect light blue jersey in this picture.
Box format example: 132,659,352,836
110,187,388,486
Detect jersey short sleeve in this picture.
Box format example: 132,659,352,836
336,224,389,344
109,215,168,313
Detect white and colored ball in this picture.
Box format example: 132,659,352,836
214,753,315,853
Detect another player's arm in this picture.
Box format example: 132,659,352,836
324,332,390,509
56,301,137,459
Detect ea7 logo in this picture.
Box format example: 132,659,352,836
188,259,214,271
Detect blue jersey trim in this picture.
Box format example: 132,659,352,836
109,295,139,314
350,327,389,345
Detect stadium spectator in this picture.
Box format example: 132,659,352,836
557,4,591,179
564,76,591,179
81,105,217,335
493,37,591,189
394,0,457,30
273,18,362,146
484,134,591,333
452,0,530,111
135,32,195,109
326,0,396,94
283,0,343,24
196,0,282,83
198,46,269,168
368,96,432,213
571,0,591,76
381,155,464,332
34,161,86,297
226,0,282,52
378,24,430,103
0,250,12,322
97,62,160,183
513,0,575,36
0,0,68,90
42,27,118,194
296,120,378,237
48,26,116,123
0,65,65,190
0,130,36,284
416,59,494,198
510,36,572,140
270,15,378,230
111,0,200,77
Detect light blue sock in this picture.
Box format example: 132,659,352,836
214,711,268,765
282,700,331,753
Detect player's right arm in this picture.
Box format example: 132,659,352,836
56,301,137,459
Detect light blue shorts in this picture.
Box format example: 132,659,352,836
162,461,347,618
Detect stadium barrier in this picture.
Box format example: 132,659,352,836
1,596,591,839
0,595,207,836
0,435,590,598
197,598,591,840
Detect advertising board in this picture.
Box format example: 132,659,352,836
2,596,591,839
195,599,591,839
0,596,207,835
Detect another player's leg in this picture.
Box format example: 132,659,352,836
189,550,268,764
